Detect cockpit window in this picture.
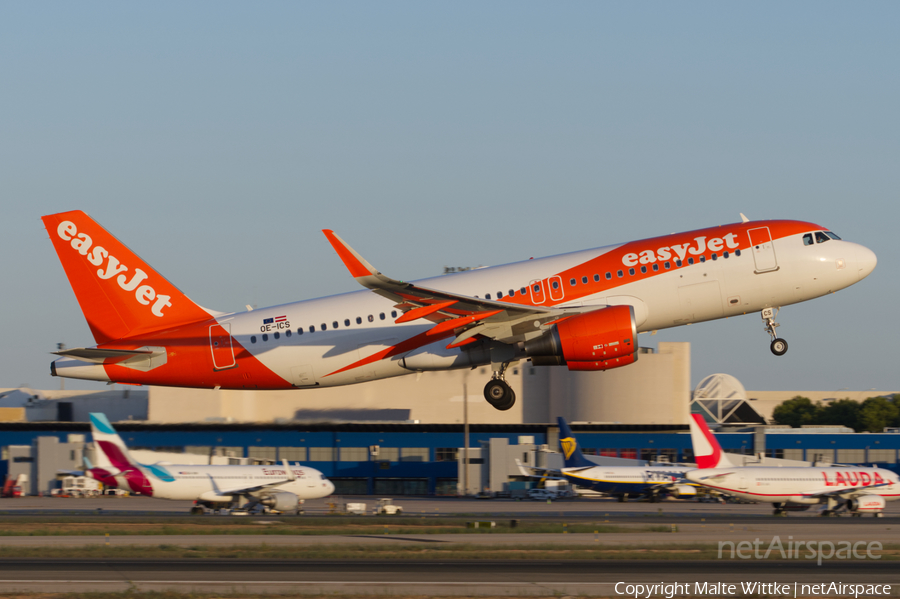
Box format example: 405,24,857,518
825,231,841,240
815,231,830,244
802,233,814,246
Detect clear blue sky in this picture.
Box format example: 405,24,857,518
2,2,898,393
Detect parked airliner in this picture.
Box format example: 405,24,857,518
43,211,876,410
518,417,696,501
86,413,334,513
686,414,899,517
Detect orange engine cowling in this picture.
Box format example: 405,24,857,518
525,305,638,371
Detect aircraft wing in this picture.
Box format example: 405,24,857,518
515,458,564,479
323,230,599,347
807,481,893,498
206,461,298,497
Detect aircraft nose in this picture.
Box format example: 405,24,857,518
856,245,877,281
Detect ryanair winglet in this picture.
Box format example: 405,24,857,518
556,417,595,468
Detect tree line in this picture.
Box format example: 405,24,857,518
772,395,900,432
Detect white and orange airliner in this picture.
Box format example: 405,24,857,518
43,211,876,410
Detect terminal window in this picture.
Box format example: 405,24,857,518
309,447,336,461
837,449,865,463
435,448,458,462
248,447,276,461
377,447,399,462
339,447,368,462
868,449,897,463
400,448,429,462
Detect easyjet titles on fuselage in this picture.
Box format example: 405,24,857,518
622,233,741,267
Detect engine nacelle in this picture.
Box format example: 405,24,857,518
259,491,300,512
847,495,886,513
671,485,697,497
525,305,637,371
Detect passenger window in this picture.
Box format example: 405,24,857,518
286,329,292,338
250,336,257,344
356,317,362,324
368,315,374,322
594,274,600,282
533,284,540,292
569,278,576,286
711,253,717,260
605,272,611,280
664,262,671,269
274,332,280,340
321,323,327,330
640,266,647,274
521,287,527,295
262,334,268,341
497,291,503,299
509,289,515,297
391,310,397,318
723,252,729,259
815,231,830,243
652,264,659,271
699,256,705,263
628,268,635,276
309,325,315,333
486,293,492,299
333,321,338,329
688,258,694,265
676,260,682,267
735,249,741,256
298,328,304,335
803,233,814,246
617,270,623,278
379,313,385,320
582,276,588,284
344,319,350,327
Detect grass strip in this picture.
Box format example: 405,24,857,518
0,543,897,561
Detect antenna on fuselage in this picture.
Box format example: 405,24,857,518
740,213,750,223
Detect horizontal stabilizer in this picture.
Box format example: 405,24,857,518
54,347,153,364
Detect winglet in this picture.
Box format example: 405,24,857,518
322,230,379,279
689,414,736,469
282,459,296,481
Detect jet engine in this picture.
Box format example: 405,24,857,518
259,491,301,512
847,495,886,513
525,305,637,371
671,485,697,497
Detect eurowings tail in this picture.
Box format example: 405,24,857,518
557,417,596,468
689,414,736,469
89,413,138,471
41,211,212,344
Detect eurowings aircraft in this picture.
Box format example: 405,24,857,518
686,414,899,517
43,211,876,410
86,413,334,513
517,417,696,501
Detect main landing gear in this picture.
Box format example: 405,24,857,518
484,366,516,411
762,307,788,356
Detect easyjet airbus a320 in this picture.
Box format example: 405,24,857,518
43,211,876,410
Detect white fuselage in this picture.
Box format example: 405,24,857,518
685,467,900,505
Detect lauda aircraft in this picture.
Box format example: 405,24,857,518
686,414,899,517
86,413,334,513
43,211,876,410
518,417,696,501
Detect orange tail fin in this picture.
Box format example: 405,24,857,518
42,211,212,344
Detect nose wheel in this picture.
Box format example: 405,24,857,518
762,308,788,356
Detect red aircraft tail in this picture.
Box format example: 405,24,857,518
42,211,212,344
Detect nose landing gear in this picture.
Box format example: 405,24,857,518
762,308,788,356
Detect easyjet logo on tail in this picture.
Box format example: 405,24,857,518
622,234,741,267
56,221,172,317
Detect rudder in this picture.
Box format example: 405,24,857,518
557,417,595,468
689,414,735,469
42,211,211,344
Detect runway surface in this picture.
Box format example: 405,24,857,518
5,495,900,519
0,559,897,595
